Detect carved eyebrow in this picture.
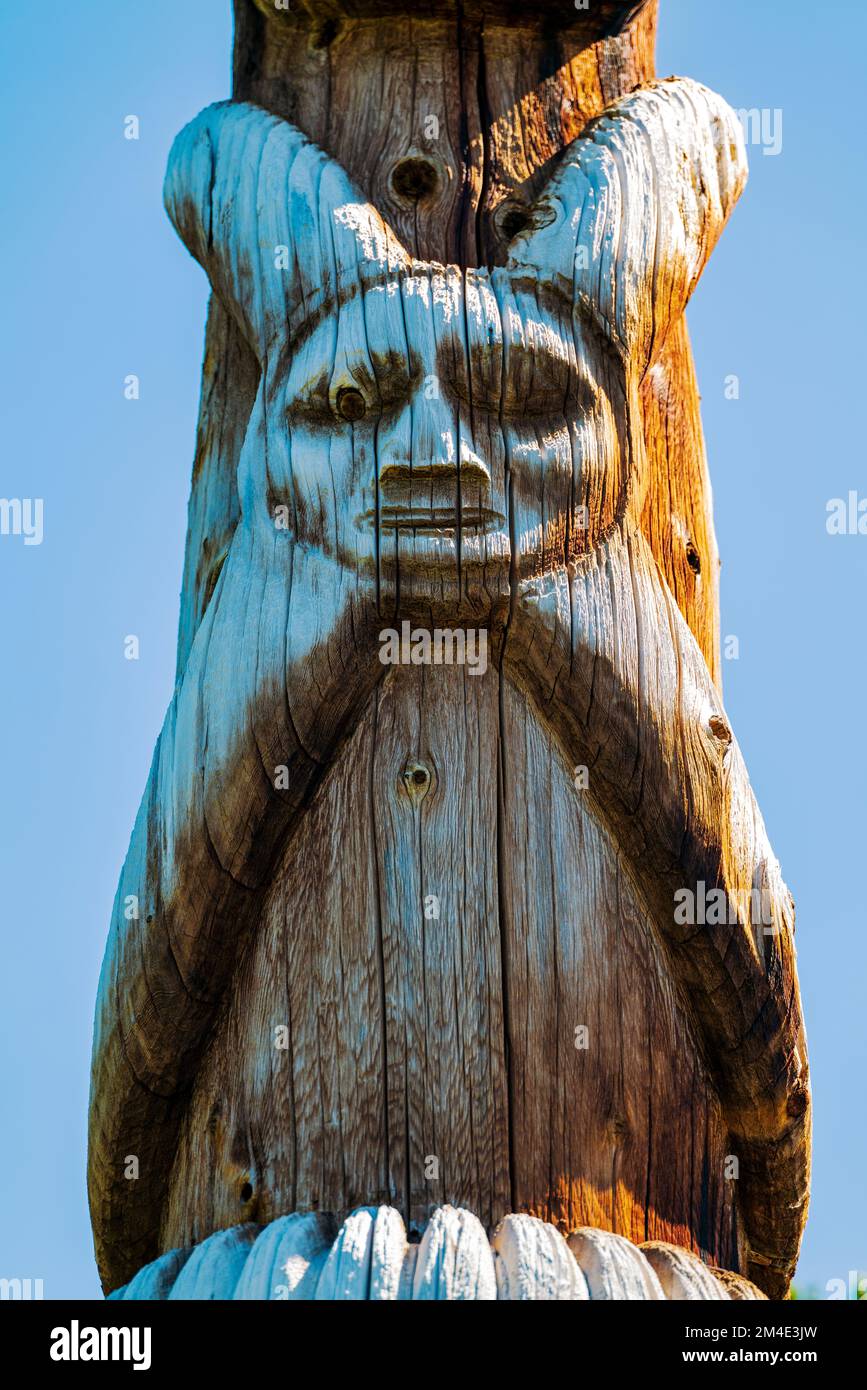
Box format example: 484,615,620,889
266,283,362,396
289,274,619,353
267,272,625,407
446,337,598,421
446,281,623,418
506,274,628,363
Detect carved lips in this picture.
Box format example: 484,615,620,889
367,453,505,538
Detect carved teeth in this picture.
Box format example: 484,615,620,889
109,1207,760,1301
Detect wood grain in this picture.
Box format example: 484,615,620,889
89,1,809,1302
160,667,738,1271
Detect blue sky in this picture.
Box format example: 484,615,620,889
0,1,863,1298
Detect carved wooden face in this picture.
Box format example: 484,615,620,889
257,263,629,590
165,85,745,620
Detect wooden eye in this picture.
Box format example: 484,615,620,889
336,387,366,422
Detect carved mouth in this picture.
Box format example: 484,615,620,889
361,507,506,533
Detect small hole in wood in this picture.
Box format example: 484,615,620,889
402,759,433,803
390,157,440,204
707,714,732,746
499,206,530,240
240,1181,253,1203
686,543,702,575
336,387,367,423
310,18,339,50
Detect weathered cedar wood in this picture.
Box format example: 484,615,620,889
88,0,810,1300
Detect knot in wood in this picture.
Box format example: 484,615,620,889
707,713,732,746
494,200,533,242
493,198,558,244
389,155,443,206
335,386,366,422
786,1081,809,1119
608,1113,630,1143
402,759,433,805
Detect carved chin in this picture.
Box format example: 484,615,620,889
329,514,585,596
328,517,511,582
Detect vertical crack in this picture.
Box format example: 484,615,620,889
368,687,391,1206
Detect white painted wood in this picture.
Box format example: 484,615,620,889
167,1224,259,1300
509,78,747,379
567,1228,664,1300
397,1244,420,1302
492,1214,589,1300
641,1241,731,1300
114,1207,749,1301
412,1206,497,1301
233,1212,334,1300
369,1206,411,1301
314,1207,380,1301
120,1247,192,1301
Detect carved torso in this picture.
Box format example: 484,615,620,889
162,667,739,1269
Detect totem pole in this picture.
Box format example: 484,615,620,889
89,0,810,1301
